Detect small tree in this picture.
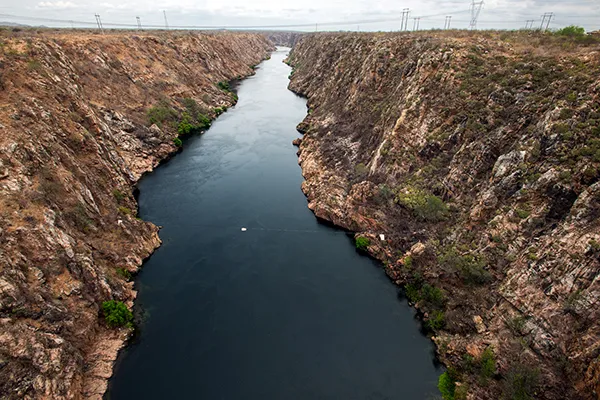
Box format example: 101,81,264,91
102,300,133,328
355,236,370,252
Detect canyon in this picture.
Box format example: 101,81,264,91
288,32,600,399
0,30,272,399
0,27,598,400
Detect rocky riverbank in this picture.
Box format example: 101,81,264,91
0,30,272,399
288,31,600,400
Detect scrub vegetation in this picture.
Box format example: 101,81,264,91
102,300,133,329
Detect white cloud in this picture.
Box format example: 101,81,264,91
36,1,77,9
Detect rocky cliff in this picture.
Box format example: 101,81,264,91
0,30,272,399
288,32,600,399
262,31,304,47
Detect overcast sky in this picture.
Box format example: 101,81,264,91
1,0,598,31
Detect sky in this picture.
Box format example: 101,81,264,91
0,0,599,31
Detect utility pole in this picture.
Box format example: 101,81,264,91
540,12,553,31
136,16,142,30
163,10,169,30
469,0,484,30
444,16,452,29
94,14,104,34
401,8,410,31
315,23,318,32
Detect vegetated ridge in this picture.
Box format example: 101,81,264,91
287,31,600,400
0,30,272,399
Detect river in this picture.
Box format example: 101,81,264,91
107,47,441,399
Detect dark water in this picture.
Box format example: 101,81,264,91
108,47,441,400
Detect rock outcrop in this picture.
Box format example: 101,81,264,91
0,30,272,399
288,32,600,399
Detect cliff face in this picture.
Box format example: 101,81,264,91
0,31,272,399
262,31,304,47
288,32,600,399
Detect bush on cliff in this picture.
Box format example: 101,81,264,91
173,137,183,147
355,236,370,251
217,81,231,91
439,246,492,285
438,369,458,400
395,187,448,222
502,364,540,400
102,300,133,328
427,309,446,331
147,102,178,127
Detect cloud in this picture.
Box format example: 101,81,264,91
36,1,77,9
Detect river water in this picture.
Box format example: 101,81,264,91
107,47,441,399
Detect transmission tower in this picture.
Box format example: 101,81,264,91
163,10,169,30
401,8,410,31
525,19,535,29
540,12,553,31
94,14,104,34
469,0,484,30
136,16,142,30
412,17,420,31
444,16,452,29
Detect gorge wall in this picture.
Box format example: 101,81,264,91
288,32,600,400
0,30,272,399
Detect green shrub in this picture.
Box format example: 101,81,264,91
217,81,231,91
427,309,446,331
182,98,211,130
102,300,133,328
439,247,492,285
173,137,183,147
147,103,178,126
116,268,132,281
197,113,211,129
502,364,540,400
479,347,496,383
177,118,194,136
113,189,126,203
355,236,370,251
354,163,369,181
396,187,448,222
118,206,132,215
515,208,530,219
438,369,458,400
554,26,585,37
421,283,446,308
405,282,421,303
